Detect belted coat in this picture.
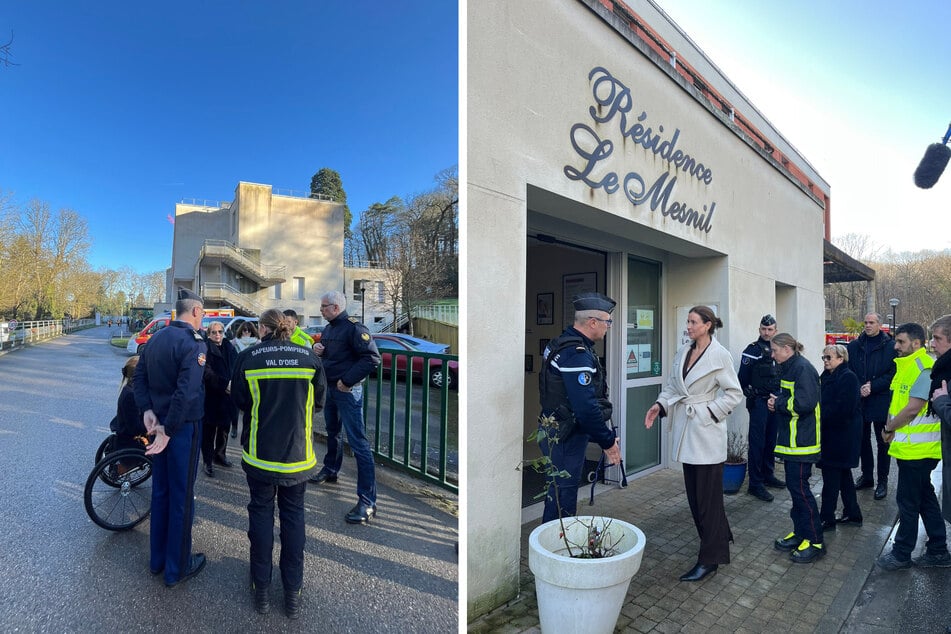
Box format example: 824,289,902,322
656,338,744,464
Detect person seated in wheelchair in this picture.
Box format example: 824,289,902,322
108,356,148,464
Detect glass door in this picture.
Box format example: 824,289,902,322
623,256,663,472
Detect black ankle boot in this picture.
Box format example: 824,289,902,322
284,587,302,619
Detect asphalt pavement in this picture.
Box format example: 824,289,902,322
0,327,458,633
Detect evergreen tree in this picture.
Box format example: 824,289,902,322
310,167,352,241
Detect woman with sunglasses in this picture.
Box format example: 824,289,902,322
201,320,238,476
818,344,863,531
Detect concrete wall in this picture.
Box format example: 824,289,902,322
468,0,826,618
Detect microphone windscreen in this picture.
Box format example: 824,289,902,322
914,143,951,188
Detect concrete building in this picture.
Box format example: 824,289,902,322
466,0,855,619
165,181,396,327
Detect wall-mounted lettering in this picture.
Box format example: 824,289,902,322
564,66,720,234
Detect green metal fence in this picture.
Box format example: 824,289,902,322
364,350,459,493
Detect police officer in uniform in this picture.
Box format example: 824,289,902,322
538,292,622,523
309,290,382,524
738,314,785,501
133,288,207,587
231,308,327,618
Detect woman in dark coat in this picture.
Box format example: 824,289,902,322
818,343,863,528
202,321,238,476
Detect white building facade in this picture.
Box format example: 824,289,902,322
467,0,829,618
166,181,398,328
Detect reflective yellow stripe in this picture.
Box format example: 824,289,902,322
243,367,317,473
774,378,820,456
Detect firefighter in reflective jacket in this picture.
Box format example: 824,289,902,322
231,309,327,615
538,292,621,523
876,323,950,570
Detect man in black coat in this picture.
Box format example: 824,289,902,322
846,312,897,500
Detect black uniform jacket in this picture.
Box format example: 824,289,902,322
819,366,862,469
231,335,327,486
319,311,381,387
133,320,207,436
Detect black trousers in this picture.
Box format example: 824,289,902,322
859,419,890,483
785,461,823,544
892,458,946,560
819,466,862,523
247,476,307,591
747,397,779,488
683,463,733,565
201,422,228,466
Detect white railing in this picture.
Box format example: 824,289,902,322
0,318,96,352
200,283,266,316
413,304,458,325
201,240,286,282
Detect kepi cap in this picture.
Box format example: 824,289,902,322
571,292,616,314
177,287,203,304
760,314,776,326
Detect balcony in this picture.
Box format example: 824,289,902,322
200,240,286,287
200,283,266,317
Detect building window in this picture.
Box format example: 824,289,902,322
352,280,363,301
294,277,305,300
270,283,282,300
376,281,384,303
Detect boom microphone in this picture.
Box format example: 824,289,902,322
913,123,951,189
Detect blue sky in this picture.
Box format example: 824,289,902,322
0,1,458,273
658,0,951,254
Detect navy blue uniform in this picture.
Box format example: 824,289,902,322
538,327,615,523
738,337,780,490
133,320,206,586
317,311,381,506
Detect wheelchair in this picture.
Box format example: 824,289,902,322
84,434,153,531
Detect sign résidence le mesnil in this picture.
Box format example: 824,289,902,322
564,66,718,235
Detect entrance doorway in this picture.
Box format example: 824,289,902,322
522,238,607,508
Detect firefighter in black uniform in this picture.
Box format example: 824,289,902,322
538,292,622,523
738,314,785,501
231,308,326,618
309,290,381,525
133,288,207,587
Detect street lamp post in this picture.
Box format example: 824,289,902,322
889,298,900,333
360,281,367,322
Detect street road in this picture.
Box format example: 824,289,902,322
0,327,458,632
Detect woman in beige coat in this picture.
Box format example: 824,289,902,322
645,305,743,582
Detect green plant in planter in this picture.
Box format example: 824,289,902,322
726,431,749,464
521,413,624,558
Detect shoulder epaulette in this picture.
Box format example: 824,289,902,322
348,317,360,323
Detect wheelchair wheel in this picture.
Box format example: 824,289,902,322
94,434,116,465
84,448,152,531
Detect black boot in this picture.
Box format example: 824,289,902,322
252,581,270,614
284,587,302,619
679,562,718,582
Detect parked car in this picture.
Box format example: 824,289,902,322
303,324,324,342
126,313,251,354
371,333,457,389
378,332,450,354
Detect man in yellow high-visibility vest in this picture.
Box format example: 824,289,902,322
876,322,950,570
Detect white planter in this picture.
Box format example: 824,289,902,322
529,516,646,634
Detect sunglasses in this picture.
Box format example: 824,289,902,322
209,330,223,335
821,355,835,361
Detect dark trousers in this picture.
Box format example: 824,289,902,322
247,475,307,592
891,458,947,560
540,430,588,524
150,420,201,585
322,384,377,506
201,422,228,466
819,466,862,523
859,419,890,482
747,398,778,488
785,461,823,544
683,463,733,565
